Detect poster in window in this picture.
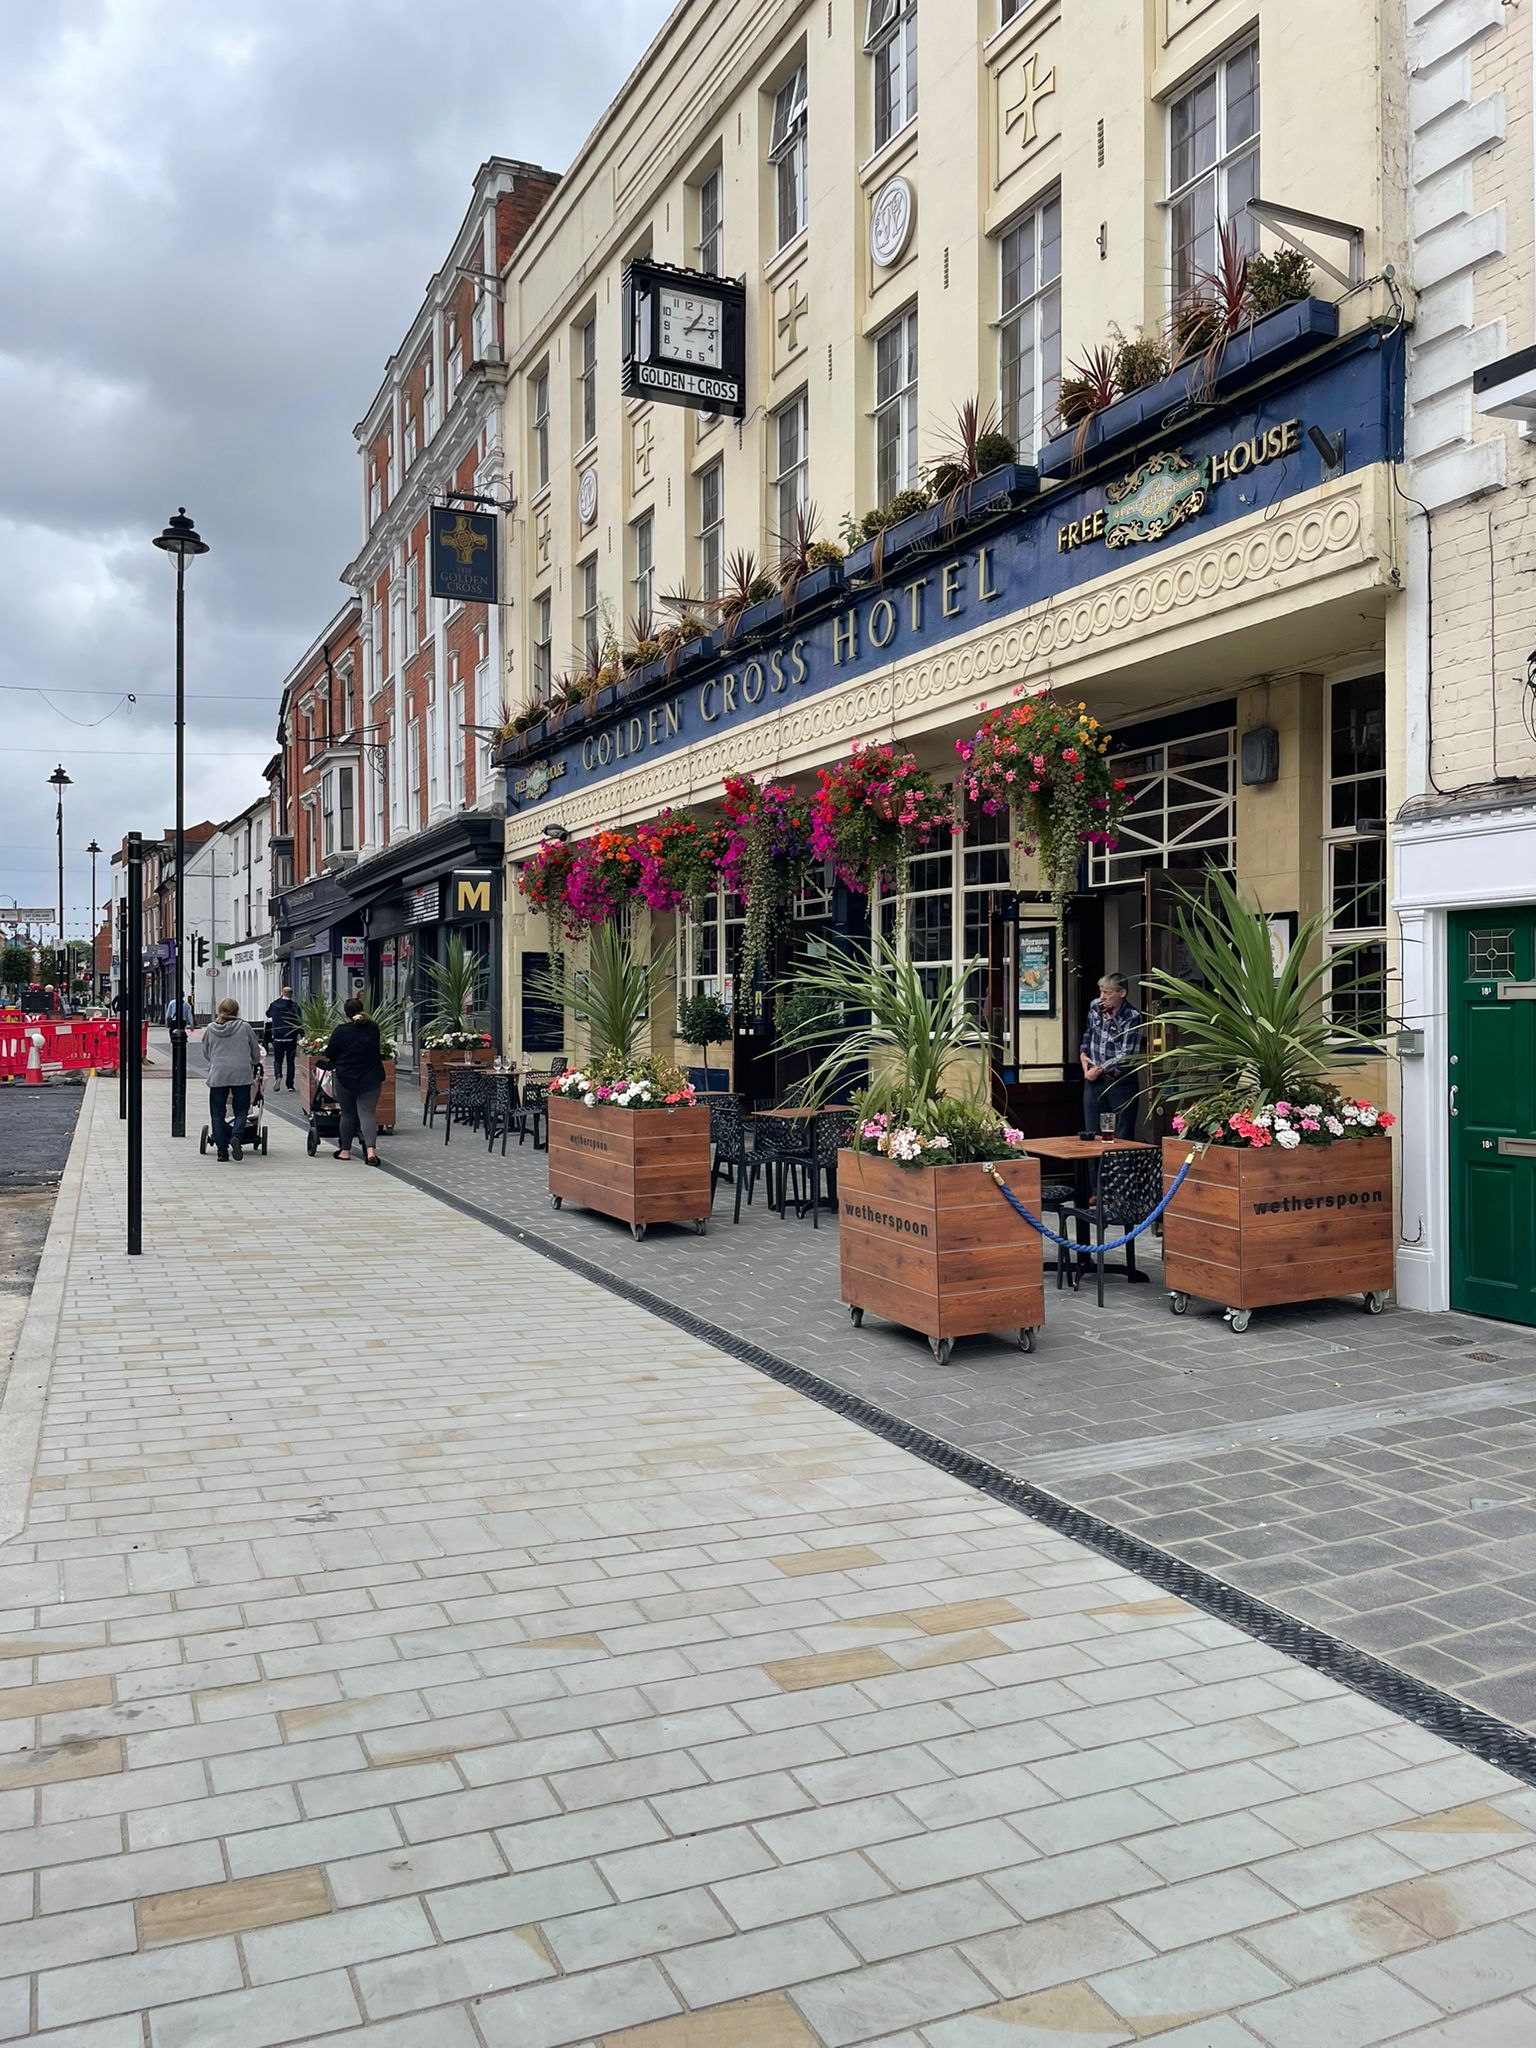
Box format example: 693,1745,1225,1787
1018,926,1055,1014
1267,912,1297,980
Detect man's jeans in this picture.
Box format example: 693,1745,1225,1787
209,1085,251,1158
1083,1072,1139,1140
271,1039,296,1088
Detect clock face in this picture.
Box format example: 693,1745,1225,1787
657,286,723,369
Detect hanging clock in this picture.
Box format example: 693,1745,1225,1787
622,258,746,417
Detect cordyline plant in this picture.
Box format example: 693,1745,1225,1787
1141,867,1394,1145
422,935,486,1039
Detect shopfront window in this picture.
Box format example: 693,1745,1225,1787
1326,673,1387,1036
1087,726,1236,886
678,887,745,1007
879,791,1010,1007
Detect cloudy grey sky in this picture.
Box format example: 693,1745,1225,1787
0,0,670,942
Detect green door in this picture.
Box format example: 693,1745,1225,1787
1449,909,1536,1325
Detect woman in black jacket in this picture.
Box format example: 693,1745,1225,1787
323,996,385,1165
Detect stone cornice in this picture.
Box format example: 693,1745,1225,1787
506,475,1380,858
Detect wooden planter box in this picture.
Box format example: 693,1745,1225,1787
1162,1136,1393,1330
419,1044,496,1101
838,1149,1046,1364
296,1052,396,1134
547,1095,712,1240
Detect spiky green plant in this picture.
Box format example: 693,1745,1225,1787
1141,866,1388,1107
363,992,407,1062
298,991,343,1050
776,931,991,1124
422,936,486,1036
530,921,673,1067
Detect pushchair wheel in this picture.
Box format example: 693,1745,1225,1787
259,1130,269,1155
306,1129,318,1157
199,1127,208,1155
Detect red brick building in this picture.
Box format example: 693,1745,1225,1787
269,600,364,1000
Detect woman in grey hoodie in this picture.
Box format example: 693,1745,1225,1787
203,997,263,1162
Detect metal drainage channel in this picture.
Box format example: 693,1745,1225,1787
375,1152,1536,1789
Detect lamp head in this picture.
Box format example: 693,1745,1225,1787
152,507,209,560
86,840,101,856
48,764,71,792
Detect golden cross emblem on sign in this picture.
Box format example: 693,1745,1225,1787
776,279,808,356
441,513,489,566
1005,52,1057,149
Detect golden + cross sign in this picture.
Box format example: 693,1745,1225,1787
441,514,489,566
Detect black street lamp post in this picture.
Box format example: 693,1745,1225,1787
48,765,71,981
86,840,101,1005
152,508,209,1137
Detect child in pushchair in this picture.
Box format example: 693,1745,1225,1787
200,1058,268,1157
304,1061,342,1157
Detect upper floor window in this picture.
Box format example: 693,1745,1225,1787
873,306,918,505
532,592,553,699
578,556,600,666
368,463,382,524
697,165,723,275
632,512,655,631
532,369,550,490
577,316,597,448
338,765,355,853
697,460,724,603
405,555,420,660
771,392,808,545
407,719,422,819
999,0,1034,20
450,682,466,811
867,0,917,152
1167,38,1259,302
770,63,808,251
998,194,1061,457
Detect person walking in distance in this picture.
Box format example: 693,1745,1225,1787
1079,971,1144,1139
323,996,384,1166
203,996,262,1163
264,983,301,1091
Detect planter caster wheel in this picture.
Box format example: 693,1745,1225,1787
1017,1327,1036,1354
849,1307,864,1328
631,1222,647,1242
694,1219,708,1236
1364,1290,1388,1315
1228,1308,1252,1334
929,1336,955,1365
1168,1291,1188,1316
548,1194,563,1211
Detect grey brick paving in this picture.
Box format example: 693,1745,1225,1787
0,1079,1535,2044
321,1088,1536,1731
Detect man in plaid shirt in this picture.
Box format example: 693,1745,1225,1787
1080,972,1144,1138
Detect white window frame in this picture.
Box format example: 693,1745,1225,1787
337,764,355,853
320,777,335,859
872,306,918,504
532,591,553,700
1166,37,1260,304
769,63,808,251
1087,727,1236,887
676,888,744,1009
576,316,597,450
1324,673,1388,1038
697,164,723,275
407,718,422,823
877,790,1010,1009
771,391,809,544
997,194,1061,457
532,368,550,490
405,556,420,660
697,460,724,602
866,0,917,153
449,682,466,811
631,512,655,631
369,744,386,849
578,556,600,667
427,694,441,815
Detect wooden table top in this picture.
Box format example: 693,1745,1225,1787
1018,1134,1157,1161
754,1104,858,1121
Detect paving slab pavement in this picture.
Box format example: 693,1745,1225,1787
279,1089,1536,1738
0,1079,1535,2040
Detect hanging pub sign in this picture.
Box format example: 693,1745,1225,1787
429,505,498,604
621,258,747,418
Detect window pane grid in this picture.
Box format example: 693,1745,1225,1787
1088,728,1236,886
697,166,723,274
698,460,724,602
1167,40,1259,302
1324,674,1387,1036
869,0,917,151
999,195,1061,455
873,308,918,505
578,318,597,447
773,392,809,539
632,515,654,631
770,64,808,249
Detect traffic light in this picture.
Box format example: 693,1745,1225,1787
194,934,208,970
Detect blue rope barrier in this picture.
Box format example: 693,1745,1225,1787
985,1151,1197,1255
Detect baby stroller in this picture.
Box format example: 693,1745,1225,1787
305,1060,342,1157
199,1058,268,1156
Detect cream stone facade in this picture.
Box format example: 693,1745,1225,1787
1396,0,1536,1325
493,1,1413,1179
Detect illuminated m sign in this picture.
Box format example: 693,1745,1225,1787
453,870,494,917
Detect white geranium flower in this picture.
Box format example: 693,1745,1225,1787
1325,1115,1344,1136
1357,1106,1378,1127
1275,1126,1302,1149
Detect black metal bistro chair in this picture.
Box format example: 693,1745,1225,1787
751,1114,818,1219
512,1076,551,1151
443,1066,490,1146
1055,1146,1163,1306
484,1071,520,1155
799,1110,856,1228
545,1056,569,1076
421,1065,441,1130
708,1096,762,1224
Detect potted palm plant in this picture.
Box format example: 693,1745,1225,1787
1145,869,1396,1332
782,934,1044,1363
539,924,711,1241
418,937,495,1101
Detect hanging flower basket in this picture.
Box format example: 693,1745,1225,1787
810,742,954,895
717,775,815,994
957,693,1128,919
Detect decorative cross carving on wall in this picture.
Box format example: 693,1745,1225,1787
776,279,809,358
633,414,654,483
1005,51,1057,150
536,512,552,572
